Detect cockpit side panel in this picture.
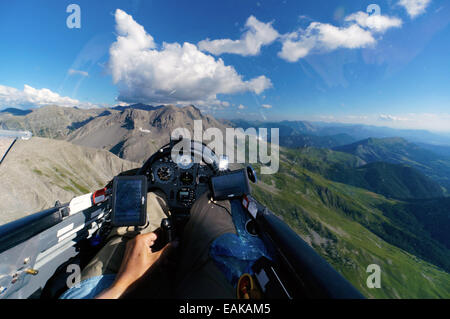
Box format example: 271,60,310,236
0,204,108,299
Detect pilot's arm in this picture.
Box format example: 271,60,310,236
95,232,168,299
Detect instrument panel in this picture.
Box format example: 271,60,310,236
146,154,213,212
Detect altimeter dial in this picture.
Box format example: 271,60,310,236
155,165,172,183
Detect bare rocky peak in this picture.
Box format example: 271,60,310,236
1,103,228,163
67,104,227,163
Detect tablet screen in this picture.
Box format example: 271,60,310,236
112,176,147,226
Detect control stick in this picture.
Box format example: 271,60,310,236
151,218,174,251
161,218,173,243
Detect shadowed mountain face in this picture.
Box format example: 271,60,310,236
334,137,450,192
417,143,450,158
67,104,227,163
0,108,32,116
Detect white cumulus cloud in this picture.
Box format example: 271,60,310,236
279,22,376,62
0,84,97,109
198,15,279,56
109,9,272,106
261,104,272,109
345,12,402,33
278,10,404,63
398,0,432,18
238,104,246,109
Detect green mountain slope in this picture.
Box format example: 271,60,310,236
335,137,450,192
331,162,444,199
284,147,444,199
380,198,450,250
250,150,450,298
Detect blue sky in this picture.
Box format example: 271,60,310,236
0,0,449,131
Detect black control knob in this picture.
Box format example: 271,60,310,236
161,218,173,242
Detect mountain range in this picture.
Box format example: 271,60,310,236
284,147,445,199
1,104,449,298
0,105,105,138
229,119,450,148
335,137,450,192
67,104,226,163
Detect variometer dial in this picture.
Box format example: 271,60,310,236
155,165,172,183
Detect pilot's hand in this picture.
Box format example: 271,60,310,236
96,232,168,299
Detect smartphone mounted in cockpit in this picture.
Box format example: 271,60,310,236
111,175,148,227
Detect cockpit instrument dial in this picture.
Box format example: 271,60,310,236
176,154,194,170
155,165,172,183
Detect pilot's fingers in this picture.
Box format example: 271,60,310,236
135,232,158,247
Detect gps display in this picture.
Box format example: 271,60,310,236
111,176,147,227
210,169,250,201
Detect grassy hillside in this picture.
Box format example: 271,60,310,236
335,137,450,192
381,198,450,250
283,147,444,199
250,150,450,298
331,162,444,199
